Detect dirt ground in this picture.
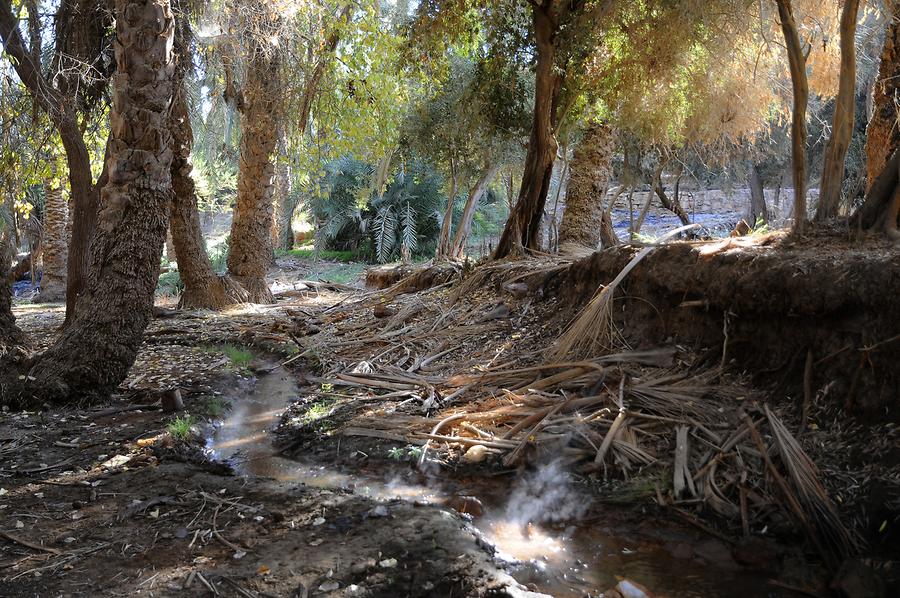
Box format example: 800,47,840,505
2,242,899,598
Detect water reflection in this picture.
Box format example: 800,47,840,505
207,368,786,598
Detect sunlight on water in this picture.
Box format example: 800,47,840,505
482,519,567,564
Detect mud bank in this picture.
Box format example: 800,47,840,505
539,233,900,419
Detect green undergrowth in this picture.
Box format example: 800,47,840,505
276,247,359,262
167,415,194,440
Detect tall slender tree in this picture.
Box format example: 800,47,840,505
0,0,113,319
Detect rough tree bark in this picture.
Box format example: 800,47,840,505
3,0,176,405
816,0,861,220
853,2,900,237
0,203,24,354
559,122,616,250
748,163,769,225
226,31,280,303
168,9,247,309
493,4,561,257
775,0,810,233
36,184,68,302
451,162,499,258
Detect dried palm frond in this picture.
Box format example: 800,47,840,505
765,406,860,561
552,225,698,361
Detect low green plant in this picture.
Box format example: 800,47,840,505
167,415,194,440
156,269,184,296
304,400,334,422
221,344,254,369
387,445,424,462
276,248,358,262
204,397,227,419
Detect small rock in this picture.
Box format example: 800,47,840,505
350,559,376,575
373,304,397,318
503,282,530,298
440,495,484,517
614,579,655,598
379,558,398,568
318,581,340,592
368,505,389,518
462,444,490,464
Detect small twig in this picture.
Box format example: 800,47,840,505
0,530,61,555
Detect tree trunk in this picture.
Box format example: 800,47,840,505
559,122,616,249
816,0,860,220
493,4,560,258
6,0,176,406
274,161,297,251
748,163,768,225
853,1,900,236
168,11,246,309
0,202,23,353
451,162,499,258
0,0,106,322
776,0,810,233
226,38,279,303
170,83,248,309
435,162,458,260
653,163,691,226
36,184,68,302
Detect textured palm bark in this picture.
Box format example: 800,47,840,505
866,7,900,193
0,206,24,354
36,185,68,302
274,162,297,251
816,0,860,220
451,162,499,257
435,169,458,260
559,123,616,249
168,13,246,309
853,4,900,236
170,84,248,309
7,0,176,405
226,41,279,304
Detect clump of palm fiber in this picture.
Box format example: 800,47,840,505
552,224,697,361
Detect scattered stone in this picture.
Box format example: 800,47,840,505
462,444,490,464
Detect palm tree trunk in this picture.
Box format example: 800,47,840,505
168,10,246,309
853,2,900,236
226,38,279,303
435,161,458,260
36,184,67,302
7,0,177,406
559,122,616,249
0,202,23,353
748,163,768,225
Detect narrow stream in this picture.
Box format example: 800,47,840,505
207,368,786,598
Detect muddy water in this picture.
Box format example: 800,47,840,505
208,369,786,598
